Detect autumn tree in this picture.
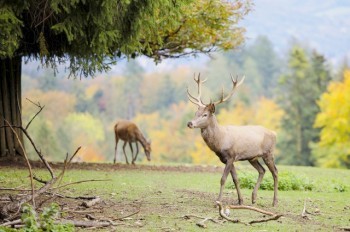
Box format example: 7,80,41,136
311,69,350,168
0,0,250,159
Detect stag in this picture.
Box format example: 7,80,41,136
187,73,278,206
114,120,151,164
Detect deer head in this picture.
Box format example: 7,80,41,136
144,140,152,161
187,73,245,129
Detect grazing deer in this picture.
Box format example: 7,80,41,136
114,120,151,164
187,74,278,206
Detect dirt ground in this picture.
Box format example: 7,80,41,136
0,159,225,173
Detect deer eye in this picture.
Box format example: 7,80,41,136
202,113,208,117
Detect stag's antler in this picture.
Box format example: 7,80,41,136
213,74,245,106
187,73,207,107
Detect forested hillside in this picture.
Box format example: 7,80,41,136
22,36,349,168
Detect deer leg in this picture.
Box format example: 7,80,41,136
262,155,278,206
132,142,139,164
129,142,135,165
230,164,243,205
122,141,129,164
248,159,266,204
217,160,233,202
114,139,119,164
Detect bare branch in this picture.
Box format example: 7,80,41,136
4,119,35,208
52,179,112,190
216,201,283,225
25,98,45,130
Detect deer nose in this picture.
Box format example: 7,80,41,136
187,121,193,128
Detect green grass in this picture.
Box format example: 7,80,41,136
1,164,349,231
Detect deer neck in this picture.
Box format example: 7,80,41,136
200,115,222,152
137,132,148,150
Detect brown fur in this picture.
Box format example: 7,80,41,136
114,120,151,164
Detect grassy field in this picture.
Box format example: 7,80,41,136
0,163,349,231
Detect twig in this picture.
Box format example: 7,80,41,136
115,209,141,221
0,219,22,227
227,204,276,216
182,214,220,228
0,188,32,192
46,192,99,200
0,124,56,179
57,219,124,228
52,179,112,190
63,210,100,214
249,214,283,224
25,98,45,130
57,147,81,187
4,119,35,208
33,176,48,184
68,146,82,164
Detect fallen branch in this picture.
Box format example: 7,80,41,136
115,209,141,221
4,119,35,208
0,188,31,192
46,192,99,200
182,214,220,228
0,219,21,227
216,201,283,225
0,219,126,229
52,179,112,190
58,219,125,228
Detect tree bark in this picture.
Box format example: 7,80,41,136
0,56,24,159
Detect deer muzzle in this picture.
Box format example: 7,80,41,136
187,121,194,129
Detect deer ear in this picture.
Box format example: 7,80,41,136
208,103,215,113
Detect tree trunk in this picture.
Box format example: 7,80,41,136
0,56,24,159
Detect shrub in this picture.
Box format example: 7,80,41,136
227,171,314,191
0,203,74,232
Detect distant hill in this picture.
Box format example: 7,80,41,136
241,0,350,66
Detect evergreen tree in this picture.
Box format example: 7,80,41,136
277,46,332,166
0,0,250,159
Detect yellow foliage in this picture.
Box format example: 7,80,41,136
22,90,76,123
217,97,284,132
312,69,350,168
75,146,106,162
190,138,221,165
